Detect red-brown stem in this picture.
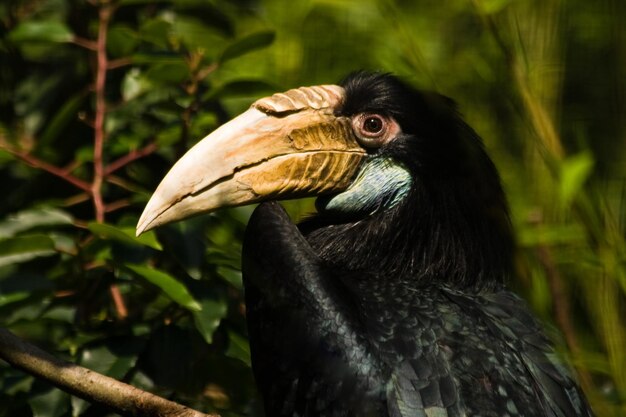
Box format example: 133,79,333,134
72,36,98,51
109,285,128,319
91,3,129,320
92,3,112,224
104,142,157,176
105,199,131,213
105,175,142,193
1,146,91,192
107,57,133,70
62,193,91,207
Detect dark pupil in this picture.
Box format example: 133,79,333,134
363,117,383,133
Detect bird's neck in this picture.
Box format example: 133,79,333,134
301,186,514,292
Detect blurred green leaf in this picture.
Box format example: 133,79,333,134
9,21,73,43
559,152,594,207
127,264,202,311
108,25,139,57
226,330,251,367
79,345,138,379
0,292,30,307
217,265,243,289
205,79,277,101
39,92,87,146
171,16,226,53
480,0,514,14
0,235,56,267
193,297,228,344
220,30,276,64
29,387,70,417
0,208,73,239
88,222,162,250
517,224,586,247
122,68,152,101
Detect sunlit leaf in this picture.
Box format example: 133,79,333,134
9,21,73,43
122,68,152,101
217,266,242,289
126,264,202,311
0,292,30,307
29,387,70,417
220,30,275,63
193,297,228,344
226,330,251,367
0,235,56,267
0,208,73,239
559,152,594,207
79,344,138,379
88,222,162,250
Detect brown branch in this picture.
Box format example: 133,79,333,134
0,328,218,417
105,198,132,213
61,193,91,208
0,145,91,192
107,57,133,70
106,175,143,193
91,3,112,224
104,142,158,176
71,36,98,51
109,284,128,319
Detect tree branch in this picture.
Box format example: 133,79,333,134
92,2,112,224
0,328,218,417
104,142,158,176
0,145,91,192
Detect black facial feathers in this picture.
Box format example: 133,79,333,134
303,72,515,291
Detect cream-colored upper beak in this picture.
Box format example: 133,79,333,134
136,84,367,236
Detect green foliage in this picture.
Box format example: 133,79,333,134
0,0,624,416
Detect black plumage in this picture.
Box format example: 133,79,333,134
241,73,593,416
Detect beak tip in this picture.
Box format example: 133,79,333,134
136,208,157,237
135,218,149,237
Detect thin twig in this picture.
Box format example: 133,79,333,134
0,145,91,192
106,175,143,193
71,36,98,51
104,142,158,176
107,57,133,70
105,198,132,213
91,3,112,224
61,193,91,207
109,285,128,319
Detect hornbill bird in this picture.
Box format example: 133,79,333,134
137,72,593,417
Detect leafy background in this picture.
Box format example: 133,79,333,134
0,0,624,416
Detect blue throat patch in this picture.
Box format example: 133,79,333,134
318,157,412,216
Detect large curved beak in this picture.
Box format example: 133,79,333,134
136,85,366,235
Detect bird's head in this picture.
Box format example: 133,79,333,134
137,72,513,290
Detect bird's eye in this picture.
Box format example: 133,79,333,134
363,116,384,134
352,113,400,148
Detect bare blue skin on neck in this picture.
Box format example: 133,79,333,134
318,157,412,216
